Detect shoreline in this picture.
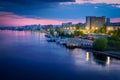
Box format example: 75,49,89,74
84,49,120,59
45,35,120,59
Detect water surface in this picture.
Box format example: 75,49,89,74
0,30,120,80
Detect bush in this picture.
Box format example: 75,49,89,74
109,35,120,41
108,40,120,48
93,37,108,51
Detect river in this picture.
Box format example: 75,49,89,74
0,30,120,80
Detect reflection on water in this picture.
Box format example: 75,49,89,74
86,52,90,62
106,57,110,65
66,48,118,68
0,30,120,68
92,53,111,67
67,47,120,69
0,30,120,80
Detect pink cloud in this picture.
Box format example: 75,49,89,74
60,0,120,5
62,19,85,24
111,5,120,8
76,0,120,4
116,5,120,8
0,12,63,26
0,12,82,26
111,18,120,23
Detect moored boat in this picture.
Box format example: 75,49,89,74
46,37,58,42
65,42,78,49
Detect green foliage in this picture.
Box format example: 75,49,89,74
109,29,120,40
75,24,80,30
93,37,108,51
93,24,107,34
108,40,120,48
56,27,60,32
58,31,73,38
74,30,80,36
109,35,119,41
50,29,54,36
94,29,100,34
100,24,107,33
107,29,120,49
58,31,64,37
74,30,84,37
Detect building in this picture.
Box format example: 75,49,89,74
86,16,106,33
62,22,73,27
107,22,120,31
106,18,110,24
76,23,85,29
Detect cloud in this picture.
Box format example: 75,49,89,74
0,0,75,13
94,6,98,9
111,18,120,23
0,11,81,26
60,0,120,5
0,12,63,26
0,0,76,18
0,0,75,5
77,0,120,4
110,4,120,9
0,0,120,27
116,5,120,8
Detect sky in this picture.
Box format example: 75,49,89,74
0,0,120,26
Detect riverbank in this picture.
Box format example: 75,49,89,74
46,36,120,59
85,49,120,59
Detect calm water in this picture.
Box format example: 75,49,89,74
0,30,120,80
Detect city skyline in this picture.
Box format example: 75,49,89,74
0,0,120,26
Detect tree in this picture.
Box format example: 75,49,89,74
100,24,107,33
74,30,80,36
74,30,84,37
94,24,107,34
59,31,64,37
93,37,108,51
75,24,80,30
94,29,100,34
108,29,120,49
50,29,54,36
109,29,120,40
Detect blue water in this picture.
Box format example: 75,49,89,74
0,30,120,80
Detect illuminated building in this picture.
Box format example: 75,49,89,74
107,22,120,31
86,16,106,33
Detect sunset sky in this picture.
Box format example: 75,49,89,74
0,0,120,26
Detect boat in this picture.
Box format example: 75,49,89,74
59,39,67,45
46,37,58,42
65,42,78,49
81,41,93,49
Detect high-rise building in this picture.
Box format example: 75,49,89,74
86,16,106,32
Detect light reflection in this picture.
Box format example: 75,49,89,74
106,56,110,65
86,52,90,61
15,31,18,36
73,49,78,56
72,49,88,65
67,49,70,53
